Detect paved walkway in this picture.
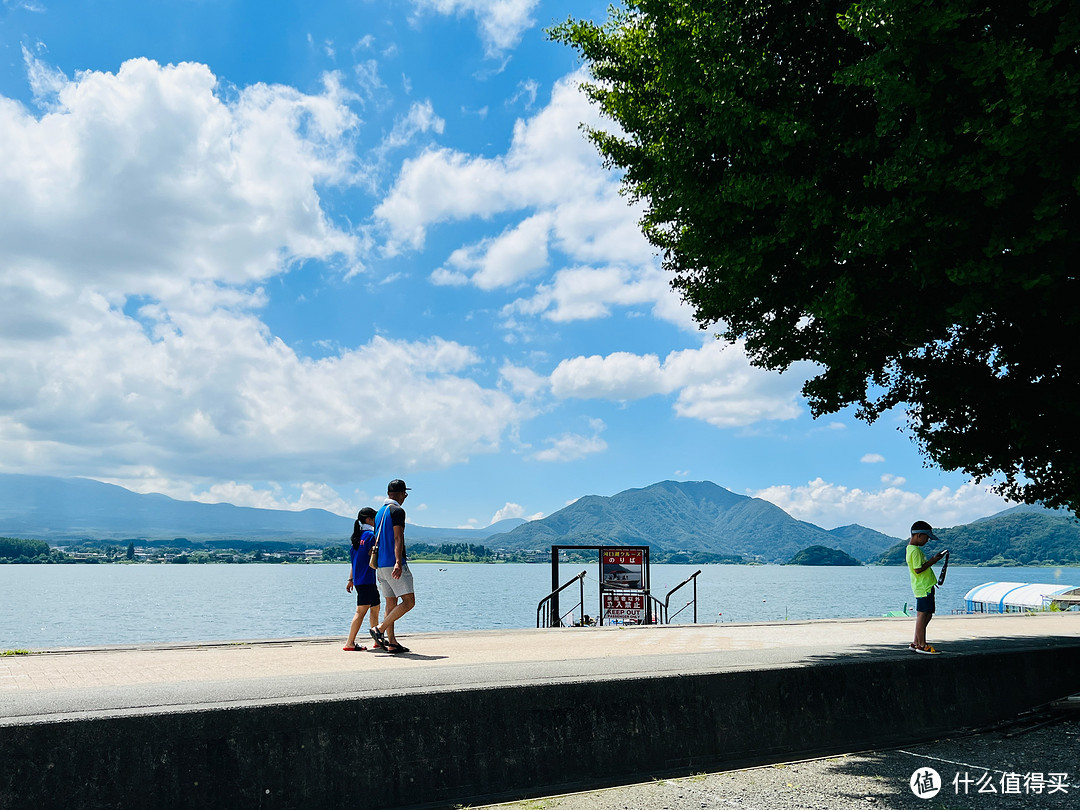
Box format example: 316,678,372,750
4,612,1079,726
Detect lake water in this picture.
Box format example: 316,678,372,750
1,563,1075,649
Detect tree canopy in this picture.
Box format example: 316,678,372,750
552,0,1080,513
0,537,51,560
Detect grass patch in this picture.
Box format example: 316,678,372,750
2,649,32,656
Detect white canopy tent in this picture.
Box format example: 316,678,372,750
963,581,1080,613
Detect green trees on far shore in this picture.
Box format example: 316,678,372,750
788,546,862,566
0,537,548,564
0,537,751,565
0,537,57,563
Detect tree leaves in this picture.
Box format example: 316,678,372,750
553,0,1080,513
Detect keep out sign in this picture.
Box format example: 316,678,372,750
603,592,645,622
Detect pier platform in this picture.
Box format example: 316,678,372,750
2,613,1079,808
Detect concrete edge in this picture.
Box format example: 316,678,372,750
3,640,1079,809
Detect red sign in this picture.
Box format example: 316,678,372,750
602,547,644,591
603,592,645,622
603,549,643,566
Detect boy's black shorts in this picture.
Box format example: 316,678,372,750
915,587,936,615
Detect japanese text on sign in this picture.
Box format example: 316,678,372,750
603,592,645,621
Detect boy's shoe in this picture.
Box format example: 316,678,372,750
914,645,940,655
343,644,368,651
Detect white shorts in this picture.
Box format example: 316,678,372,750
377,563,415,598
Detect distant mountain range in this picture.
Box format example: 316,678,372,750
485,480,899,562
494,483,1076,564
877,504,1080,566
0,474,522,545
2,474,1074,564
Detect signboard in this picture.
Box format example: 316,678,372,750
601,548,643,591
545,543,651,627
603,592,645,623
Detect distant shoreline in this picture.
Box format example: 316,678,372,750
4,535,1079,567
2,558,1078,567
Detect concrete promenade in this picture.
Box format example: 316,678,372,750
2,613,1079,808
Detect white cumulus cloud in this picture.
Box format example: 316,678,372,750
433,213,551,290
186,480,355,515
490,501,543,523
411,0,540,56
375,72,626,247
3,55,362,298
751,477,1012,535
549,342,806,428
376,71,698,331
533,418,607,463
0,57,527,494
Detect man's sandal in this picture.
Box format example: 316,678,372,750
369,628,388,649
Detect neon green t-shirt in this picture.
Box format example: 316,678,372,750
906,543,936,598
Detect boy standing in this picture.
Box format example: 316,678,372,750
907,520,946,654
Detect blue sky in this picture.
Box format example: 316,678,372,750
0,0,1012,536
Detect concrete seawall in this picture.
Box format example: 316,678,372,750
2,615,1079,809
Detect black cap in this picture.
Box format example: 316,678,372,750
910,520,939,541
388,479,411,493
358,507,377,520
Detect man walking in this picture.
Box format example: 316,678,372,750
371,479,415,653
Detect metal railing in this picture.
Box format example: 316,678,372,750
656,569,702,624
537,570,588,628
648,595,665,624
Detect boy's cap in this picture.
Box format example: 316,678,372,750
388,479,411,493
910,520,939,541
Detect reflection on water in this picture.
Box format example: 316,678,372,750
0,562,1074,648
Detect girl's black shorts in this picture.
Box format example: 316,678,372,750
355,583,380,607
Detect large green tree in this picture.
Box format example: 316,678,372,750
552,0,1080,513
